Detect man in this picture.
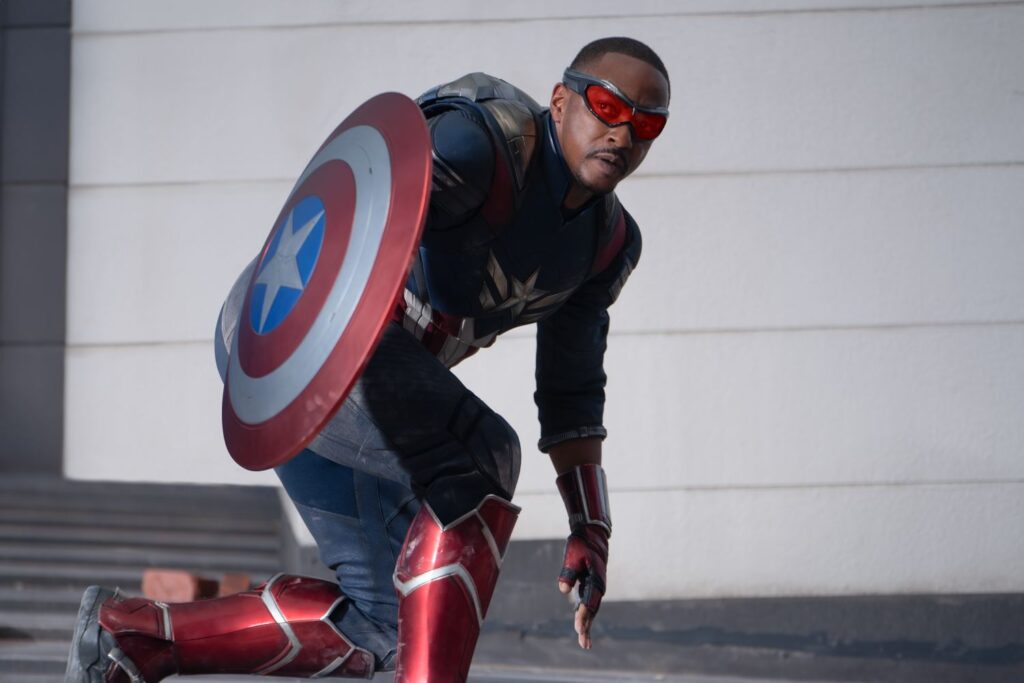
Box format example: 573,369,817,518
66,36,670,683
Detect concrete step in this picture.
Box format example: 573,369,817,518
0,561,147,590
0,586,85,611
0,489,281,520
0,640,778,682
0,542,280,573
0,477,291,683
0,477,280,504
0,524,280,552
0,610,76,640
0,506,274,534
0,640,66,675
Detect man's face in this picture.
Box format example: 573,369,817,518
551,52,670,199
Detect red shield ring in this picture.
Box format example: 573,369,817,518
222,92,431,471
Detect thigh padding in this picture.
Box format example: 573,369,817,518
447,393,521,500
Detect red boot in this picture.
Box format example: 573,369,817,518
65,574,375,682
392,494,520,683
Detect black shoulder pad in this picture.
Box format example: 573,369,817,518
418,73,545,224
428,109,494,225
418,72,543,111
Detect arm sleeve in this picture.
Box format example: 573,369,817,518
425,108,494,231
534,215,642,452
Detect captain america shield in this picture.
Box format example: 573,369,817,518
222,92,431,471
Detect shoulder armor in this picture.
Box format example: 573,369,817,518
480,99,537,190
418,72,543,110
419,73,542,192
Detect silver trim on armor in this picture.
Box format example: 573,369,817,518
477,512,503,565
107,646,145,683
597,466,612,530
154,601,172,640
460,317,497,347
480,99,538,190
319,596,351,641
393,496,521,625
423,494,522,532
393,563,486,626
487,252,508,300
437,334,472,368
256,574,303,675
402,289,433,340
316,594,374,677
573,466,612,536
431,148,465,189
312,656,347,679
574,468,591,525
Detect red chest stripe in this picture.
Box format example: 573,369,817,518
590,206,626,276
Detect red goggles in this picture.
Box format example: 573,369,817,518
562,68,669,141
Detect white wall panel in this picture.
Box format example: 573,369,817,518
64,324,1023,520
513,482,1024,599
64,3,1024,601
65,166,1024,346
455,325,1024,494
64,343,277,486
71,0,1007,33
64,335,1024,599
66,182,289,345
614,166,1024,331
70,5,1024,186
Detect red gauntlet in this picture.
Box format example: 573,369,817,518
556,464,612,615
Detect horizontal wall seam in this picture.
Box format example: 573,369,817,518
64,319,1024,349
514,478,1024,496
66,160,1024,192
2,180,69,188
610,319,1024,338
636,160,1024,180
3,23,71,31
0,341,66,348
69,1,1024,38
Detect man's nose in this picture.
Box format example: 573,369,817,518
605,123,634,148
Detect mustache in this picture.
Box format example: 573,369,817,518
587,147,627,166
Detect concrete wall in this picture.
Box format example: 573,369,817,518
0,0,71,474
64,1,1024,600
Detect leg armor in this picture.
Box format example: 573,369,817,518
66,575,375,682
393,494,520,683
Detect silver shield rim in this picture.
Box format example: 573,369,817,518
226,124,392,424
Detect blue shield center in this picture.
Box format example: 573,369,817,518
250,195,326,335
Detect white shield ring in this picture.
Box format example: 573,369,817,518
222,92,432,470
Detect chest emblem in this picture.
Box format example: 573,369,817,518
478,252,574,323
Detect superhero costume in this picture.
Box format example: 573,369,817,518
67,73,635,682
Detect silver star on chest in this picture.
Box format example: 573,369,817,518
478,252,574,322
254,208,324,332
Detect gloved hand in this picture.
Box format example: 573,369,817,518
555,464,612,650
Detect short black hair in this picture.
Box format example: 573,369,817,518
570,36,670,96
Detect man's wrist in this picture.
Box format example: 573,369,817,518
548,436,602,475
555,463,612,537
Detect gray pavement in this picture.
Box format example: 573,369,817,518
154,670,844,683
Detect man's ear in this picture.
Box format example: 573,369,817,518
550,83,568,124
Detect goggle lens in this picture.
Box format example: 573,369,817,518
584,83,667,141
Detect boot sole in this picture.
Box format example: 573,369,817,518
64,585,116,683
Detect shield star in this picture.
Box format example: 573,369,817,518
254,208,324,332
